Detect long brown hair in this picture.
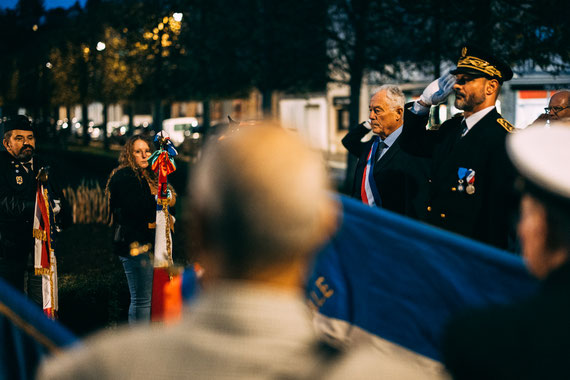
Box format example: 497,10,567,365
105,135,158,207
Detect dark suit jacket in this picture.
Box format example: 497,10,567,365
342,109,430,219
442,262,570,380
401,107,519,250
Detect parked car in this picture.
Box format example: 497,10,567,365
162,117,200,147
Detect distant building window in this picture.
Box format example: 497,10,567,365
337,109,350,131
333,97,351,131
333,97,350,107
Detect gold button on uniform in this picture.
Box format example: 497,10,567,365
451,187,457,191
427,206,432,212
440,213,446,218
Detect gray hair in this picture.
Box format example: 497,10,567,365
375,85,405,110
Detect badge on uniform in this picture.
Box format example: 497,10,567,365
457,167,476,194
16,176,23,185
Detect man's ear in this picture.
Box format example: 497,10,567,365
396,107,404,121
486,79,499,96
2,139,8,150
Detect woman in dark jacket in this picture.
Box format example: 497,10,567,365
106,135,176,323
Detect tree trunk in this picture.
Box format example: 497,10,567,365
261,88,272,118
343,43,365,195
202,99,211,136
153,98,163,135
63,105,71,143
128,101,134,134
82,102,89,146
102,102,109,151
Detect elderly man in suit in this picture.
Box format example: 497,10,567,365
342,85,430,220
530,90,570,127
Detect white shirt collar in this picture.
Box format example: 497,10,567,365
463,105,496,131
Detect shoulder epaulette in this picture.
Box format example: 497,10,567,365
497,118,515,133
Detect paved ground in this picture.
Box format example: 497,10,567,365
324,150,348,192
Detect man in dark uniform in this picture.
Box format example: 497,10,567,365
342,85,430,219
407,45,518,251
0,115,68,305
442,125,570,379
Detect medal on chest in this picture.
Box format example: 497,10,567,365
16,175,23,185
456,167,476,195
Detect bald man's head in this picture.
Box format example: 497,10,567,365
189,124,338,279
547,91,570,121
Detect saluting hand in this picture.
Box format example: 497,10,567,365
419,73,456,107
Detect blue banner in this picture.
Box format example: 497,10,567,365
0,278,78,380
307,195,538,362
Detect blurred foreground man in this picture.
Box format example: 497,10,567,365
0,115,67,306
38,124,342,379
342,85,430,219
408,45,519,250
442,125,570,379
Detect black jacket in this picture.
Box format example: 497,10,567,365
108,167,158,257
401,107,519,250
442,262,570,380
0,151,68,261
342,109,430,219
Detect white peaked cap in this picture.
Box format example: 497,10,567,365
507,125,570,201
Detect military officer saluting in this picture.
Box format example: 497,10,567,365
405,45,519,251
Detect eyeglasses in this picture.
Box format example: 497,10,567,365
544,105,570,115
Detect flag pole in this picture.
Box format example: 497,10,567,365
148,132,180,321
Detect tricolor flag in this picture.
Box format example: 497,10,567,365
307,195,537,372
148,132,180,322
32,167,59,319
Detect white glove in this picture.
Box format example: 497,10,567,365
419,73,456,106
52,199,61,215
362,119,372,129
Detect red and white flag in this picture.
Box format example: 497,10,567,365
32,169,58,319
148,132,181,322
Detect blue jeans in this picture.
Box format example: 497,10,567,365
119,253,153,324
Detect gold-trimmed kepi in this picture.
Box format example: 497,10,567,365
451,45,513,82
